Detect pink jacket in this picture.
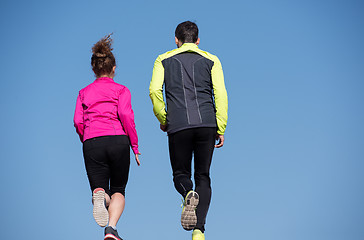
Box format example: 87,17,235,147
73,77,139,154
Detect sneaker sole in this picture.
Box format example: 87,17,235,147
93,188,109,227
105,234,121,240
181,191,199,231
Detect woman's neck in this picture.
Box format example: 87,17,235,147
97,74,113,79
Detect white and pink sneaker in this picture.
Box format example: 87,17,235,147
92,188,109,227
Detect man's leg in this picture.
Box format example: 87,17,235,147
168,129,194,197
193,127,216,232
169,128,201,230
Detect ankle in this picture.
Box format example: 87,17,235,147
108,225,117,230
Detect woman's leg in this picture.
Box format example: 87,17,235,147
107,135,130,227
108,193,125,227
83,137,111,196
83,137,111,227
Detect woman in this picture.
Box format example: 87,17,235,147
74,34,140,240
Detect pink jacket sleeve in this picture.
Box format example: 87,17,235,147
73,93,84,142
118,87,140,154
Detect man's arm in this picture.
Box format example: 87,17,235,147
211,57,228,136
149,56,167,125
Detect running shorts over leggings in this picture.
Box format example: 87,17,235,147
83,135,130,197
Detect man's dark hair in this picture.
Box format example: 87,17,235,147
175,21,199,44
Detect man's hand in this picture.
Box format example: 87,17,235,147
160,124,167,132
215,134,224,148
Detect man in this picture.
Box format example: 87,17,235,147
149,21,228,240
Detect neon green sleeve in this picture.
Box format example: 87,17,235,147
149,56,167,125
211,57,228,135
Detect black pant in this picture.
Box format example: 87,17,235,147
83,135,130,197
168,127,216,232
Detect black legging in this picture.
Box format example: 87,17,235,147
168,127,216,232
83,135,130,197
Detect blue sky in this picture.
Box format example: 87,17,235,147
0,0,363,239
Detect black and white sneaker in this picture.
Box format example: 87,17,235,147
92,188,109,227
104,226,123,240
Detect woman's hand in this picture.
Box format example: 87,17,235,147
135,153,141,166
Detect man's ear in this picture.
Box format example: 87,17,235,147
175,37,179,45
195,38,200,45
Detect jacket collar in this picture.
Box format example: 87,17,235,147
179,43,199,50
95,77,114,82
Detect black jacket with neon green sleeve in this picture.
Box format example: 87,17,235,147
149,43,228,135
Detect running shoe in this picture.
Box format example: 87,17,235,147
192,229,205,240
104,226,123,240
181,190,199,230
92,188,109,227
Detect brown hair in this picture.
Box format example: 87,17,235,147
91,34,116,77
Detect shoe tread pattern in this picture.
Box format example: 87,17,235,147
93,189,109,227
181,191,199,231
